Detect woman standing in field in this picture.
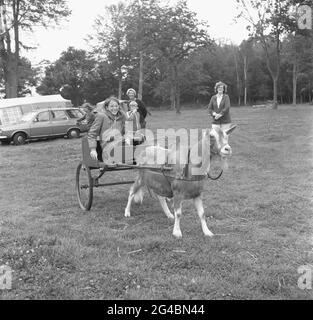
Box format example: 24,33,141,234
208,81,232,131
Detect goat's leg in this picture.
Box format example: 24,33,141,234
172,196,183,238
125,177,143,217
194,197,214,237
124,185,135,218
157,196,174,220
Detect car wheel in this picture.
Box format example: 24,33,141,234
13,132,27,145
68,128,80,139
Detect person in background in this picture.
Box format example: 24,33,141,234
77,102,97,131
124,100,141,145
208,81,232,131
126,88,148,128
88,97,126,164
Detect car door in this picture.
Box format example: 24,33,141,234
29,111,53,137
51,110,71,135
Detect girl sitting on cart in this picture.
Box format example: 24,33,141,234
88,96,126,164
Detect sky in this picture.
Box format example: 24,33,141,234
25,0,250,66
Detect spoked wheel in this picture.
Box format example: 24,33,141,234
76,162,93,211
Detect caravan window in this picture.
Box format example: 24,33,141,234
20,112,37,122
0,107,22,125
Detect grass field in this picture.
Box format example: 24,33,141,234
0,104,313,300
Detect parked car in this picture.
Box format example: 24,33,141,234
0,108,88,145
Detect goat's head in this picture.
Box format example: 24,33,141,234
209,125,236,159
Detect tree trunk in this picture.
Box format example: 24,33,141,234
173,64,180,113
273,77,278,109
12,0,19,97
234,47,241,106
117,41,122,99
138,51,143,100
244,55,247,106
169,63,176,110
176,85,181,114
170,85,175,110
292,62,297,107
5,55,18,98
118,64,122,99
1,0,19,98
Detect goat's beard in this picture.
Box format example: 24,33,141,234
221,156,229,170
211,154,229,171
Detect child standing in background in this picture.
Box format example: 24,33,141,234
126,88,148,129
125,100,141,145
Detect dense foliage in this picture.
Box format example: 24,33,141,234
3,0,313,108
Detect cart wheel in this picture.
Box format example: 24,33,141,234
76,162,93,211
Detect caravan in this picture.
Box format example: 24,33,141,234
0,95,72,126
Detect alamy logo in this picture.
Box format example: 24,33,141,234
297,265,312,290
297,5,313,29
0,265,12,290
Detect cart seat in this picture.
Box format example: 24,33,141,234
81,135,145,167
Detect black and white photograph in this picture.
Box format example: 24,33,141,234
0,0,313,303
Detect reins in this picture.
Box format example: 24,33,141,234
159,146,224,182
207,169,223,180
206,151,223,180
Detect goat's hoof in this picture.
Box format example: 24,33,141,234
173,231,182,239
204,231,214,237
124,211,131,218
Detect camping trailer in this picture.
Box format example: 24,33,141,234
0,95,72,126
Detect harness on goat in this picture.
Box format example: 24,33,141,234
207,148,224,180
160,143,223,184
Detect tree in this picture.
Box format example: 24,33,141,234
17,56,38,96
0,55,38,97
0,0,70,98
149,0,212,113
282,28,313,105
88,2,130,99
236,0,296,109
37,47,97,106
125,0,164,100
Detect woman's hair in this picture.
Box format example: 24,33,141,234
104,96,120,108
126,88,136,96
214,81,227,93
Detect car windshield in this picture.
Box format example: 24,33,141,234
67,109,84,118
20,112,37,122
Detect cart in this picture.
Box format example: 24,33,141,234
75,136,172,211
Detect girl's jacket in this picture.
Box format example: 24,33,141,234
87,110,126,152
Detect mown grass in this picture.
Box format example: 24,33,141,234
0,104,313,300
